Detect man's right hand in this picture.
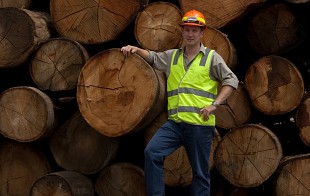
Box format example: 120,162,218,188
120,45,150,59
120,45,139,57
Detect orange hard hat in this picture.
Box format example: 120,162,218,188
179,10,206,27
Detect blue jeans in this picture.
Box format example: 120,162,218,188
144,120,215,196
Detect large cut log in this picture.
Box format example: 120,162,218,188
50,0,148,44
178,0,265,28
0,7,51,68
295,93,310,146
244,55,304,115
77,48,166,137
49,111,119,174
214,124,283,187
0,140,51,196
30,171,94,196
95,162,146,196
144,111,221,187
215,82,252,129
0,0,31,8
274,154,310,196
0,86,57,142
30,38,89,91
134,2,182,52
247,3,308,55
201,26,238,70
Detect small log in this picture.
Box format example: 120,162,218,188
244,55,304,115
77,48,166,137
30,38,89,91
214,124,283,187
50,0,148,44
295,93,310,146
0,86,57,142
135,2,182,52
30,171,94,196
274,153,310,196
215,82,252,129
95,162,146,196
202,26,238,70
144,111,221,187
247,3,308,55
0,140,51,196
0,0,31,8
178,0,265,28
49,111,119,174
0,7,51,68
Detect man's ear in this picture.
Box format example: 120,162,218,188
200,28,205,36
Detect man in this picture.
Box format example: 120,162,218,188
121,9,238,196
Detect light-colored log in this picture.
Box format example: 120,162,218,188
135,1,182,52
50,0,148,44
77,48,166,137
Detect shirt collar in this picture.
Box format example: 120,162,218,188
181,43,206,54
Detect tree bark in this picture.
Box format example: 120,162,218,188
0,7,51,68
244,55,304,115
30,38,89,91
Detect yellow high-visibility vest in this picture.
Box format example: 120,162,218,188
167,48,218,126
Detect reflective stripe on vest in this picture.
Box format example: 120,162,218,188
167,48,217,126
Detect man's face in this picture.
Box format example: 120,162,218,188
182,26,204,46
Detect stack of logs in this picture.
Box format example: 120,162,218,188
0,0,310,195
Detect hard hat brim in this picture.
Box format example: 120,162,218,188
179,23,206,27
